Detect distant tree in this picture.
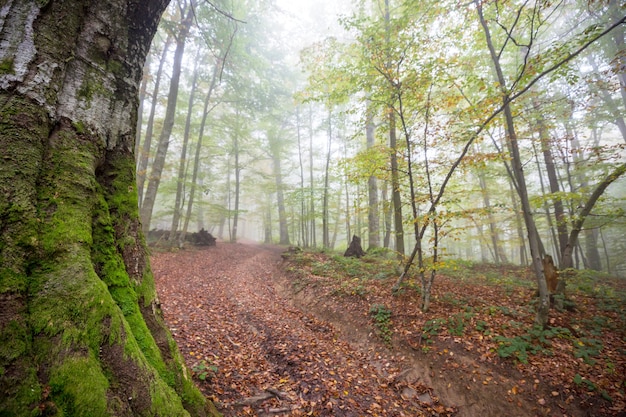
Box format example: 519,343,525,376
137,36,172,206
140,0,195,234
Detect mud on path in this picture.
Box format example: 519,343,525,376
153,243,452,416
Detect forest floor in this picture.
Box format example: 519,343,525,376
151,242,625,417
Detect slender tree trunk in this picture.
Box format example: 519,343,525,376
384,0,404,256
322,107,332,248
296,107,308,247
0,1,217,415
137,37,172,207
169,61,200,246
231,116,241,243
366,99,380,249
561,163,626,269
264,207,272,244
530,138,560,259
476,162,502,263
308,104,317,247
584,228,602,271
232,164,240,242
343,135,351,244
477,3,550,326
389,110,405,256
181,58,222,244
196,175,206,230
271,136,290,245
140,3,194,234
534,108,569,264
382,181,392,248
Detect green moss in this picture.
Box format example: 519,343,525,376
90,183,172,385
107,59,124,75
92,192,130,288
0,360,41,416
36,130,99,255
0,320,29,362
77,77,111,105
49,356,109,417
0,97,47,293
72,120,87,135
0,57,14,74
149,379,191,417
103,152,139,219
29,255,121,354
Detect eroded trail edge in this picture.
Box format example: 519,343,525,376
152,243,449,417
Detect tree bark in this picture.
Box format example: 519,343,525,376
0,1,217,415
382,180,392,248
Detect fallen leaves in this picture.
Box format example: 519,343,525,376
152,244,449,416
152,243,625,417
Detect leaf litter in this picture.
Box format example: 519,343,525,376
152,243,625,417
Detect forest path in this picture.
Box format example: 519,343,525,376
152,243,448,417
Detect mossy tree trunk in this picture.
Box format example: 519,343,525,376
0,1,219,416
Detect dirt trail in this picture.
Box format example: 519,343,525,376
153,243,449,416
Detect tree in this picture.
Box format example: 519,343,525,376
136,35,172,207
140,0,195,234
366,98,381,249
0,1,218,415
168,57,200,246
475,0,551,325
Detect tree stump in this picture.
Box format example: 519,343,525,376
344,235,366,258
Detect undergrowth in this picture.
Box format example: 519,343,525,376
282,247,626,404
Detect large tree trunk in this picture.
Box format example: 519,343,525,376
0,1,218,415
